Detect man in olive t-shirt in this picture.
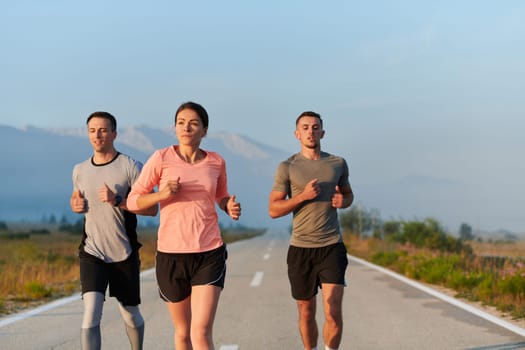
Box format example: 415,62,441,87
269,111,354,350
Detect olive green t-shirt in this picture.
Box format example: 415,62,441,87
272,152,351,248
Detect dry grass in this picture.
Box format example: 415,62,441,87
469,240,525,258
0,228,158,315
0,225,263,316
344,231,400,259
0,233,78,297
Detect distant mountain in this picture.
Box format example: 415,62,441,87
3,124,522,236
0,125,290,228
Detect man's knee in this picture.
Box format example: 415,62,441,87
324,306,343,324
82,292,105,328
297,299,317,322
118,304,144,328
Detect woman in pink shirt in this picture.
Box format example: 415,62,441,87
127,101,241,350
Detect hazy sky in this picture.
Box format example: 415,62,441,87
2,1,525,233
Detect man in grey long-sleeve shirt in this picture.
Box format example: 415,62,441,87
70,111,157,350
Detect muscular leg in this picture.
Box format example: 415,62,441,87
166,297,192,350
117,303,144,350
296,296,318,350
321,283,344,349
81,291,105,350
190,285,221,350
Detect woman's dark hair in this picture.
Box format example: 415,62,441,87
175,101,209,128
86,111,117,131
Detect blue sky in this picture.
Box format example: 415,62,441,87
2,1,525,233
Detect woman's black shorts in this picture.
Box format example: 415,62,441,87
156,244,227,303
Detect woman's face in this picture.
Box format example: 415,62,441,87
175,108,207,147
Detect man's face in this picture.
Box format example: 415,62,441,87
87,117,116,153
295,116,324,149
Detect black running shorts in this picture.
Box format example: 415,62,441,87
79,249,141,306
287,242,348,300
156,244,227,303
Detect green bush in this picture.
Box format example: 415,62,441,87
381,218,472,254
23,282,53,299
449,270,486,291
474,274,496,301
371,251,401,266
424,255,460,284
498,274,525,299
0,232,31,240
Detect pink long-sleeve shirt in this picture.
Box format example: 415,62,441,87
127,146,229,253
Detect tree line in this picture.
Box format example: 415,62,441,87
339,204,474,254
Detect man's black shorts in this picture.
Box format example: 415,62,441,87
79,249,141,306
156,244,227,303
287,242,348,300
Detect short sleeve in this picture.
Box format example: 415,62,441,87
271,161,290,194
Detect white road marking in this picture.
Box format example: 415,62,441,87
263,239,275,260
250,271,264,287
348,254,525,337
219,345,239,350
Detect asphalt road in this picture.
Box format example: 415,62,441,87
1,229,524,349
